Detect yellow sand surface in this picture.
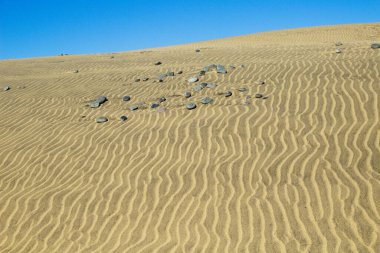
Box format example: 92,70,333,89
0,23,379,252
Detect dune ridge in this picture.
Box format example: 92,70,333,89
0,23,380,252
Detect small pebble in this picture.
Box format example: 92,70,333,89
186,103,197,110
135,78,141,82
177,70,183,74
129,105,139,111
216,65,227,74
224,91,232,97
238,87,248,92
74,70,79,73
195,49,201,52
198,70,206,76
120,115,128,122
96,117,108,123
188,77,199,83
371,43,380,49
123,96,131,101
184,91,192,98
335,42,343,46
89,101,100,108
3,86,11,91
205,83,217,89
166,72,175,76
154,61,162,65
151,103,160,108
142,77,149,81
158,96,166,103
255,93,263,98
193,85,204,92
335,48,342,54
200,97,214,104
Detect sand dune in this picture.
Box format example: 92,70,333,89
0,23,379,252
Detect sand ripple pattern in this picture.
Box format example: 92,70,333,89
0,23,379,252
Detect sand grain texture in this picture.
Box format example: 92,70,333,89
0,23,380,252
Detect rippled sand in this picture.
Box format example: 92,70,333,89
0,23,379,252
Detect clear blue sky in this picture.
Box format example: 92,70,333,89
0,0,379,59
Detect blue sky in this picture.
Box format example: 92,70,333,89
0,0,379,59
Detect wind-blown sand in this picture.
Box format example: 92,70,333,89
0,23,379,252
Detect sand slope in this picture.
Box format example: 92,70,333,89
0,23,379,252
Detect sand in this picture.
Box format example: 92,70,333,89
0,23,379,252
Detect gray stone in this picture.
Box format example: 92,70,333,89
205,83,217,89
335,48,342,54
89,101,100,108
224,91,232,97
335,42,343,46
238,87,248,92
188,77,199,83
166,72,175,76
96,117,108,123
255,93,263,98
200,97,214,104
193,85,204,92
186,103,197,110
74,70,79,73
203,64,217,72
151,103,160,108
216,65,227,74
183,91,191,98
154,61,162,65
120,115,128,122
123,96,131,101
95,96,108,104
245,96,252,105
158,96,166,103
371,43,380,49
229,65,236,70
3,86,11,91
129,105,139,111
142,77,149,81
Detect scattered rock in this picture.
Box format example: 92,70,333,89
216,64,227,74
74,70,79,73
188,77,199,83
260,81,265,85
203,64,217,72
89,96,108,108
129,105,139,111
195,49,201,52
96,117,108,123
229,65,236,70
123,96,131,101
154,61,162,65
238,87,248,92
186,103,197,110
167,72,175,76
335,42,343,46
3,86,11,91
371,43,380,49
200,97,214,104
335,48,342,54
142,77,149,81
120,115,128,122
151,103,160,108
262,96,269,99
240,64,245,68
198,70,206,77
224,91,232,97
245,96,252,105
135,78,141,82
177,70,183,74
193,85,204,92
255,93,263,98
205,83,217,89
183,91,192,98
158,96,166,103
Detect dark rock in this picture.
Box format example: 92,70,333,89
195,49,201,52
158,96,166,103
151,103,160,108
255,93,263,98
120,115,128,122
123,96,131,101
135,78,141,82
129,105,138,111
184,91,191,98
216,65,227,74
96,117,108,123
186,103,197,110
142,77,149,81
224,91,232,97
74,70,79,73
197,70,206,77
188,77,199,83
154,61,162,65
177,70,183,74
260,81,265,85
371,43,380,49
200,97,214,104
